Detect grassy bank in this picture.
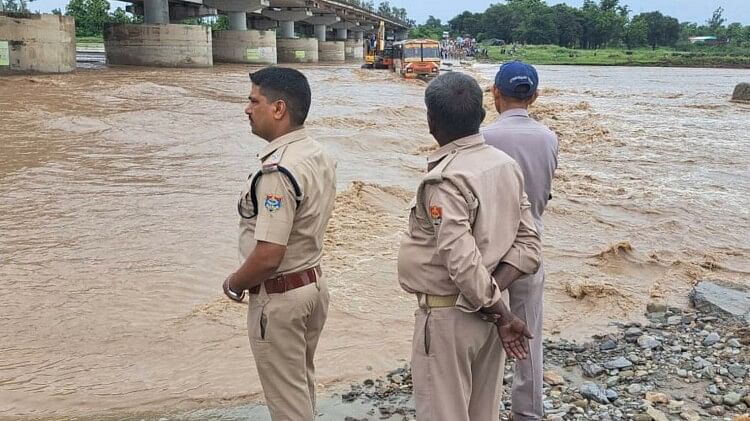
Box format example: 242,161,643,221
77,35,104,43
485,44,750,68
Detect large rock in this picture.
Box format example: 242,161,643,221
690,281,750,323
733,83,750,102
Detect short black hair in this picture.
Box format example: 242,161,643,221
425,72,485,140
249,67,312,126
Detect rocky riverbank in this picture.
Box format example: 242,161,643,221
336,281,750,421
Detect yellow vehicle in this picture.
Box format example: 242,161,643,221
364,20,393,69
392,39,441,79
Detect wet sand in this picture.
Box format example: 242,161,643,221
0,63,748,418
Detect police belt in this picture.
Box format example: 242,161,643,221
250,266,319,294
418,293,459,308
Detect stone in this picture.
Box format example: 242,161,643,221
625,327,643,338
544,370,566,386
580,382,610,404
679,410,701,421
646,391,670,404
725,392,743,406
745,396,750,406
728,364,747,379
606,389,619,402
668,400,685,411
603,357,633,370
690,281,750,323
677,368,688,377
633,415,652,421
627,383,644,395
709,405,726,416
582,362,606,378
732,415,750,421
638,335,661,350
573,399,589,409
667,315,683,325
728,338,742,348
703,332,721,346
732,82,750,102
606,376,620,387
600,339,618,351
647,405,670,421
647,301,668,313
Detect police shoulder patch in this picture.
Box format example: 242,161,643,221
429,205,442,226
264,194,283,213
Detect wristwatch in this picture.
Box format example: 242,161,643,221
227,285,245,302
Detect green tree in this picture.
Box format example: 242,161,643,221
2,0,32,12
51,7,62,14
109,6,133,23
377,1,390,17
707,7,725,32
552,4,584,47
725,22,744,45
65,0,114,37
632,11,680,48
449,11,482,37
425,15,442,28
624,18,648,48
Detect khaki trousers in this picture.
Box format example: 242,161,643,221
248,275,329,421
508,262,544,421
412,306,506,421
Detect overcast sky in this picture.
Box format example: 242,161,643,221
29,0,750,26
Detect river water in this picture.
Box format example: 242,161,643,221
0,63,748,418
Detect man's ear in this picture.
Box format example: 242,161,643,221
273,99,287,121
491,84,500,100
527,91,539,106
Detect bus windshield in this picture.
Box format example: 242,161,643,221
403,44,440,60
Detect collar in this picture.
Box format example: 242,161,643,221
257,128,308,161
427,132,485,166
497,108,530,121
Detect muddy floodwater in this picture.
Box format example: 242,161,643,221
0,63,748,419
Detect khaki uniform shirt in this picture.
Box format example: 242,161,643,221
482,109,559,236
238,128,336,274
397,133,541,312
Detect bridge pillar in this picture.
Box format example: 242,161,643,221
261,9,312,39
144,0,169,24
313,24,326,42
206,0,277,64
0,13,75,74
228,11,247,31
344,39,364,60
278,21,295,38
335,28,347,41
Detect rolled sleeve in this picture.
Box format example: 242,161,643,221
424,181,502,312
253,171,297,246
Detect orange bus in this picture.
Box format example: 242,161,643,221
392,39,441,79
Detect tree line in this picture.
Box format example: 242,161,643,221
417,0,750,49
342,0,414,25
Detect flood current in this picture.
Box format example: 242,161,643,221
0,62,748,418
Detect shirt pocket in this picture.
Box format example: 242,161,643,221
408,197,435,235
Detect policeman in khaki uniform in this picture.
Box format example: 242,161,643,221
483,61,559,421
398,72,542,421
222,67,336,421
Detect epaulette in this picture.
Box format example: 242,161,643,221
238,146,304,219
424,149,459,184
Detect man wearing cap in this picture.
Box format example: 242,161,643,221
398,72,542,421
222,67,336,421
482,60,559,421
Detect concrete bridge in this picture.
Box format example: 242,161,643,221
0,0,408,73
